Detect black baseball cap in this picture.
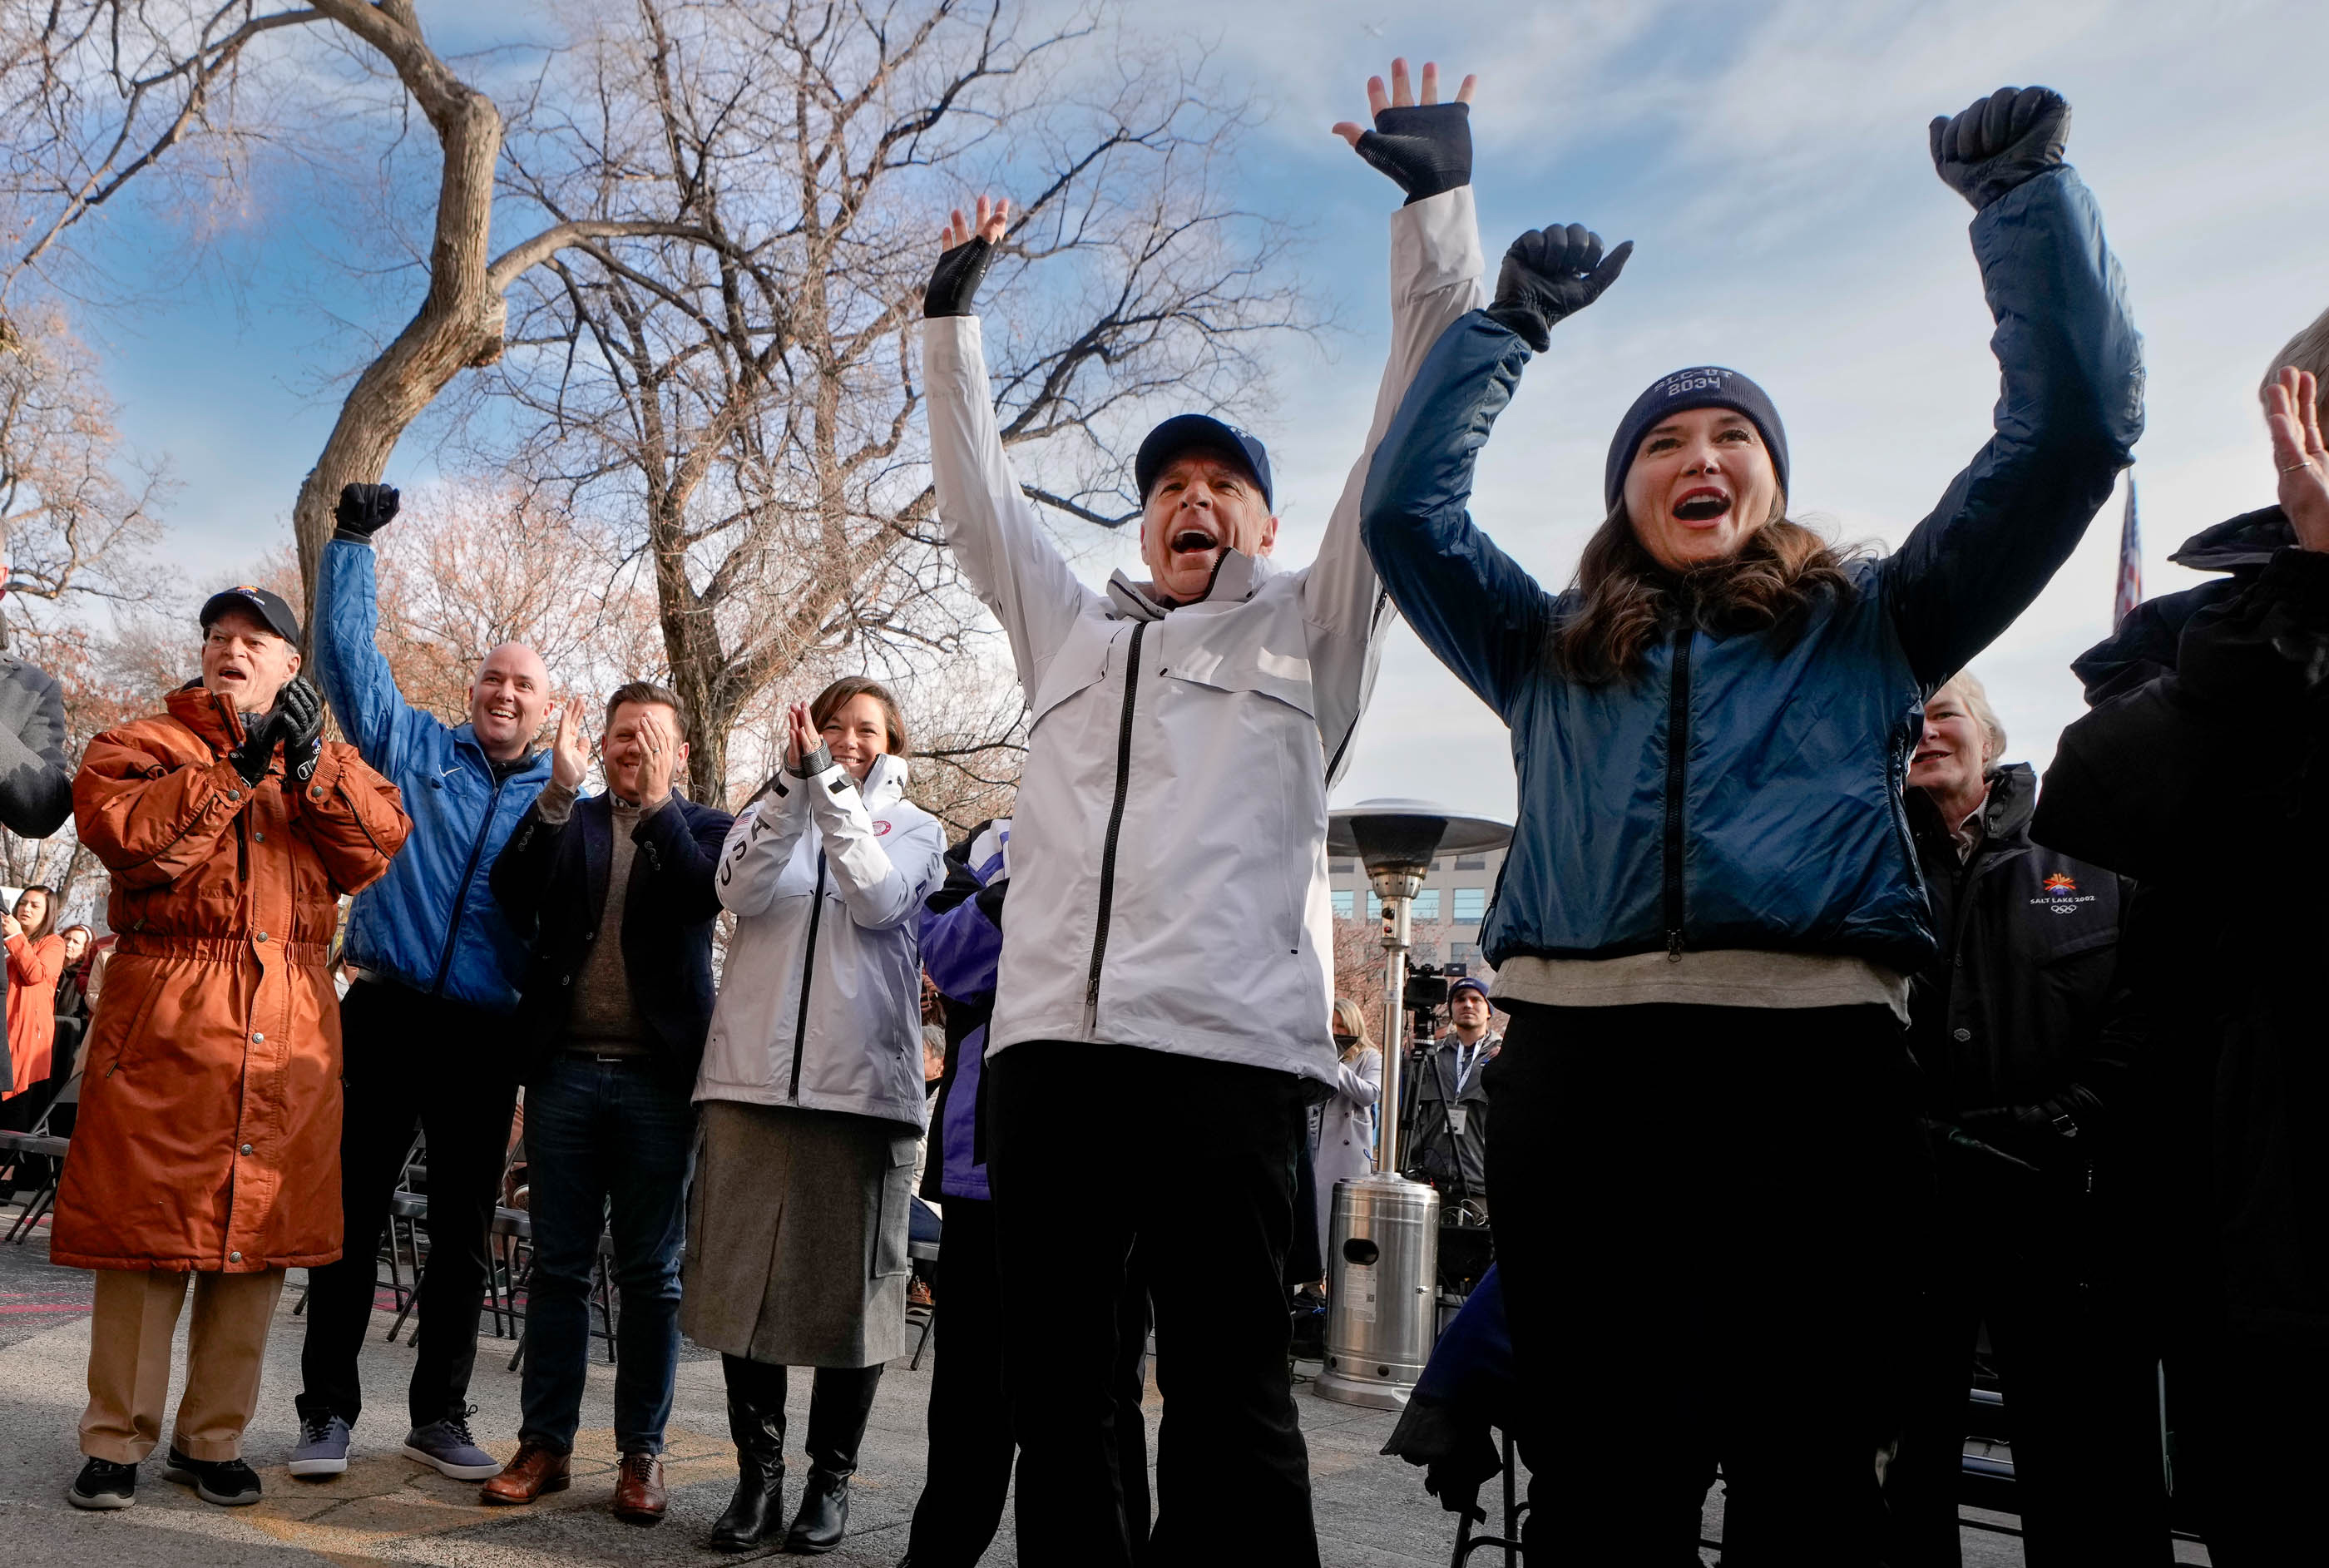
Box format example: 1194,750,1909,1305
200,585,302,646
1135,413,1274,511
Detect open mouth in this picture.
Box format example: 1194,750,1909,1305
1170,526,1219,556
217,667,248,685
1672,488,1733,524
484,703,518,725
1912,746,1947,766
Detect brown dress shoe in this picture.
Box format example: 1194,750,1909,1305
612,1450,667,1526
480,1441,571,1506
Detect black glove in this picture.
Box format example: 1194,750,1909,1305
227,708,279,788
274,676,325,784
923,236,996,319
334,482,401,543
1929,86,2070,211
1484,225,1634,352
1352,101,1471,205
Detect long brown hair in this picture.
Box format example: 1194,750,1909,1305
12,885,57,944
1551,502,1862,684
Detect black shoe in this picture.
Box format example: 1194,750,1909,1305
783,1469,849,1554
160,1448,262,1506
67,1457,136,1511
709,1357,788,1551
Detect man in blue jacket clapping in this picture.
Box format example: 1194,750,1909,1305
289,483,556,1484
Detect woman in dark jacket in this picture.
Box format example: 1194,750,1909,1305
1359,87,2142,1561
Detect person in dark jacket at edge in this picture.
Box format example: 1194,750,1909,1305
0,635,73,1107
478,682,731,1524
1883,669,2169,1566
1358,87,2143,1563
1402,974,1496,1220
2030,331,2329,1568
898,815,1155,1568
291,484,559,1484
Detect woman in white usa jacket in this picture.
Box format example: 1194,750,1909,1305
680,676,946,1554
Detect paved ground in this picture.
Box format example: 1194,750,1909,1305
0,1229,2208,1566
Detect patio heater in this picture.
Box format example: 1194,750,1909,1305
1313,799,1512,1410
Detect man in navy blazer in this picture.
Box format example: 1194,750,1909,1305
484,680,732,1524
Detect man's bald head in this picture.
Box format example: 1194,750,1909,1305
470,642,551,761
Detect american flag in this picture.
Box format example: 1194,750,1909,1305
2112,476,2141,630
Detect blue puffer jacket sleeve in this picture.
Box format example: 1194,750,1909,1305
316,538,428,774
1882,166,2145,689
1359,318,1556,722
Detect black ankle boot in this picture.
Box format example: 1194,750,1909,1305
782,1468,848,1553
707,1355,786,1552
783,1364,881,1554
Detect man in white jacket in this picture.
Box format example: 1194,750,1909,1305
920,62,1486,1566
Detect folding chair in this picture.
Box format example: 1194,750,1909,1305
1,1071,80,1243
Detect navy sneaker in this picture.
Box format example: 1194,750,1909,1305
402,1414,500,1481
67,1457,136,1510
161,1449,261,1506
288,1412,352,1478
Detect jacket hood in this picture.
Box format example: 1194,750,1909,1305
2070,505,2293,705
2168,504,2292,573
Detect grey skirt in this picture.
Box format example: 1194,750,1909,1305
681,1100,918,1368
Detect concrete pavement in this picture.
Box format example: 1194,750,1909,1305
0,1231,2210,1565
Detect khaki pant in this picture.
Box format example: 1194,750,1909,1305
80,1268,287,1462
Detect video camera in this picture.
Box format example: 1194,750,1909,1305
1402,962,1466,1042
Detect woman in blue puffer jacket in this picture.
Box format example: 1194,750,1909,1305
1359,88,2142,1562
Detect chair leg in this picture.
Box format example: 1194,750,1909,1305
910,1301,937,1372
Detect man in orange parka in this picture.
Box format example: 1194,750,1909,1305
55,585,409,1512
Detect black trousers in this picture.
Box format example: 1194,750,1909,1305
2179,1326,2329,1566
1485,1001,1930,1567
990,1041,1317,1568
905,1195,1153,1566
297,978,520,1431
1886,1201,2170,1566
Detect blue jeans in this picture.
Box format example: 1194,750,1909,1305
518,1054,695,1454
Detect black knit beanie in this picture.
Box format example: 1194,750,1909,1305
1603,366,1789,513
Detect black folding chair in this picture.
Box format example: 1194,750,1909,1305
0,1071,80,1243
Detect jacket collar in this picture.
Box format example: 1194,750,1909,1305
167,680,252,751
1905,760,2036,853
859,752,910,810
1105,549,1273,621
450,722,553,780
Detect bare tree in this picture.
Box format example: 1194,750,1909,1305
0,0,729,626
479,0,1303,803
0,304,166,650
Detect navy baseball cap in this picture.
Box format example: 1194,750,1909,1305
1604,366,1789,514
1135,414,1274,511
200,585,302,647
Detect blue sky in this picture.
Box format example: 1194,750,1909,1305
72,0,2329,819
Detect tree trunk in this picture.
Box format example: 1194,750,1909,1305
290,1,507,643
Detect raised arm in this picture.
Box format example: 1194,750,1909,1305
315,487,438,772
490,702,590,933
921,197,1100,697
1308,59,1490,780
1882,89,2145,690
1360,223,1631,716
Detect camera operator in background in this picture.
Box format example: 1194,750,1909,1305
1884,670,2168,1566
1402,975,1495,1221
